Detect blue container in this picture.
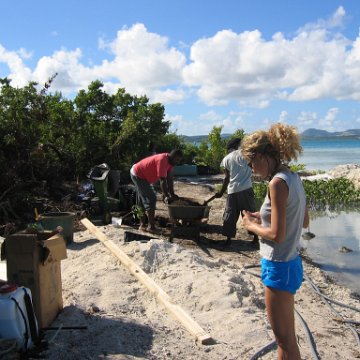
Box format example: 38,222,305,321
173,165,198,176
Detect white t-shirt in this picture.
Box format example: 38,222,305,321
220,150,252,194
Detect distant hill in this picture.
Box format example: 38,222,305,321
181,133,232,144
181,129,360,143
301,128,360,138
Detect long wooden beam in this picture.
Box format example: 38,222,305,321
80,218,213,345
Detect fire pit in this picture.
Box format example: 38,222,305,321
167,198,210,241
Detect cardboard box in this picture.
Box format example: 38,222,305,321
2,231,67,328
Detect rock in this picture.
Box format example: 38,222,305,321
339,246,353,253
302,231,316,240
329,164,360,189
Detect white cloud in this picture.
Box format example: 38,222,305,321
0,6,360,116
167,109,252,135
199,110,223,122
0,45,33,86
183,7,360,105
18,48,33,60
32,48,93,93
279,111,288,123
298,6,346,32
296,108,342,131
167,114,197,135
95,23,186,102
319,107,339,130
297,111,318,130
1,24,187,101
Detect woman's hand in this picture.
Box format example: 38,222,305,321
242,210,261,232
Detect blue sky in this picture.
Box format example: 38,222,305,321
1,0,360,135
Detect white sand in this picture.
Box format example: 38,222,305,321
1,170,360,359
37,224,360,360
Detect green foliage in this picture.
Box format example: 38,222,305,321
195,126,226,172
131,204,145,219
228,129,245,143
157,133,186,154
0,77,170,209
303,178,360,210
289,163,306,172
253,181,268,201
252,182,268,210
252,177,360,212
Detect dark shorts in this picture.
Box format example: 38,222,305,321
222,187,256,238
130,172,156,211
261,256,303,294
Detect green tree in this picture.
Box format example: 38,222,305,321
196,126,226,172
228,129,245,143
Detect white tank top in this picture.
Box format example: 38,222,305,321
259,169,306,262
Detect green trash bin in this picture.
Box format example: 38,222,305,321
39,212,75,244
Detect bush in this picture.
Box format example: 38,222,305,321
252,177,360,212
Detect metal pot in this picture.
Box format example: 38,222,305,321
167,204,210,220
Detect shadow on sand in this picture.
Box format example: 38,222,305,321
39,305,153,359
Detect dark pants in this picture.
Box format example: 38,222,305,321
222,187,256,238
130,173,156,211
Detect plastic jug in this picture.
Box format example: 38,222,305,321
0,283,38,350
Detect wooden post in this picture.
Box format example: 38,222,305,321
80,218,213,345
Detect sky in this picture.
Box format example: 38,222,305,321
1,0,360,135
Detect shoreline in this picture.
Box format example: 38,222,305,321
39,224,360,359
0,164,359,359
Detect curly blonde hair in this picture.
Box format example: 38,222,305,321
241,123,302,164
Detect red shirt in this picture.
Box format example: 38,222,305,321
133,153,173,184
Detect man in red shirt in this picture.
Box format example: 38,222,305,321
130,149,183,233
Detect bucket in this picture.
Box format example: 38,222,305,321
39,212,75,244
0,284,38,350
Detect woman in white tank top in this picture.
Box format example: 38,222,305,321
240,123,309,360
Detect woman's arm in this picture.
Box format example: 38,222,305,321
242,177,288,243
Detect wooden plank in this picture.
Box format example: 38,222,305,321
80,218,213,345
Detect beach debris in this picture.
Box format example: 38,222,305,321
339,246,353,253
350,292,360,301
302,231,316,240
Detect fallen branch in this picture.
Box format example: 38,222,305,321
80,218,213,345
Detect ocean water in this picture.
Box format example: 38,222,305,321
296,139,360,293
297,138,360,172
300,210,360,294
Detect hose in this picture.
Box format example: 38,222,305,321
294,309,320,360
303,273,360,312
249,340,277,360
304,273,360,348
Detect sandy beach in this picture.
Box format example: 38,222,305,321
1,167,359,359
36,175,360,360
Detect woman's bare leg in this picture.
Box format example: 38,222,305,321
265,286,301,360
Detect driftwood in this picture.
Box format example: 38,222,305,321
81,218,213,345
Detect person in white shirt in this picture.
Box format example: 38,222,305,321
215,138,258,246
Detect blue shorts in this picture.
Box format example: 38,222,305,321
261,256,303,294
